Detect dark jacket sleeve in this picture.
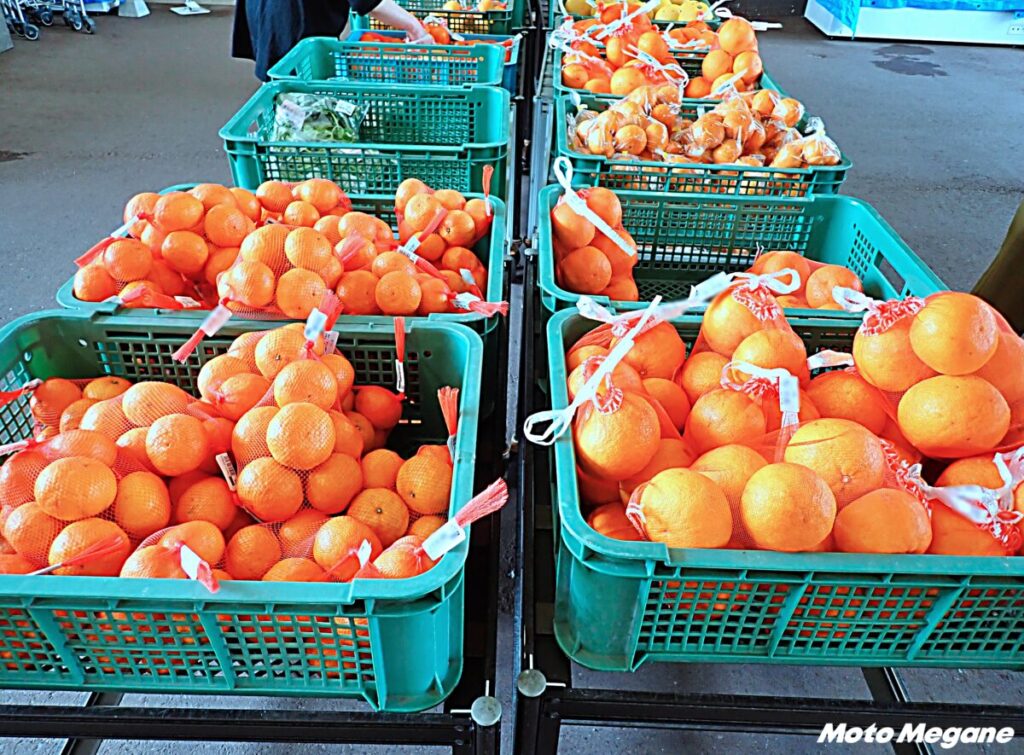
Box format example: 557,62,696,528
350,0,383,16
232,0,352,81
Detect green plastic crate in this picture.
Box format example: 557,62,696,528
56,189,508,336
350,0,516,36
341,30,523,93
0,310,482,711
535,187,945,318
554,92,850,196
267,36,505,89
221,81,510,198
545,308,1024,672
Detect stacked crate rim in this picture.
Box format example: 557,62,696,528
546,3,723,30
266,35,507,90
0,310,483,711
534,186,946,319
545,307,1024,672
349,0,516,35
339,29,523,94
220,80,510,199
553,91,851,196
57,185,508,337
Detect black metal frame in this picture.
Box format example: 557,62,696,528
510,252,1024,753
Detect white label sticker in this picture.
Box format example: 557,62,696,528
422,520,466,561
304,308,328,341
215,453,237,491
179,544,203,580
395,359,406,395
323,331,339,354
357,539,372,567
174,296,202,308
778,373,800,414
335,99,358,117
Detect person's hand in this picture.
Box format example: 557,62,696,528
406,23,431,43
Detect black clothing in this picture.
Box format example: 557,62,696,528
232,0,383,80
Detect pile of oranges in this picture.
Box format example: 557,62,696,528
72,179,348,308
550,185,639,301
72,177,499,320
560,12,764,99
571,83,839,170
0,322,458,583
568,275,1024,558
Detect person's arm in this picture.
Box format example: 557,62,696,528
352,0,430,41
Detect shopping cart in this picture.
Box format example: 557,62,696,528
2,0,41,40
23,0,93,32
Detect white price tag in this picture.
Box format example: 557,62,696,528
215,452,237,491
179,544,204,580
422,520,466,561
304,307,328,341
356,539,372,567
174,296,202,308
323,331,339,354
778,373,800,415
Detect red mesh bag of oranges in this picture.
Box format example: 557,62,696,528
549,156,640,300
834,287,1024,459
0,426,168,577
386,172,507,319
908,449,1024,557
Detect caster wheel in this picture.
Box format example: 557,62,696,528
71,16,83,30
82,16,94,32
40,10,53,24
24,22,40,39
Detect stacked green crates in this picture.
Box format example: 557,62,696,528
0,311,483,711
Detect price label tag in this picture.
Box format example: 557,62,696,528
215,453,237,491
179,545,203,580
778,373,800,415
422,520,466,561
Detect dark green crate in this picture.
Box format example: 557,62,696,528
554,93,850,196
221,81,510,198
0,311,483,711
56,187,508,337
267,36,506,89
350,0,516,37
535,186,945,318
545,308,1024,671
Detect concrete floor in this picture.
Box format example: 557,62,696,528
2,7,1024,754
